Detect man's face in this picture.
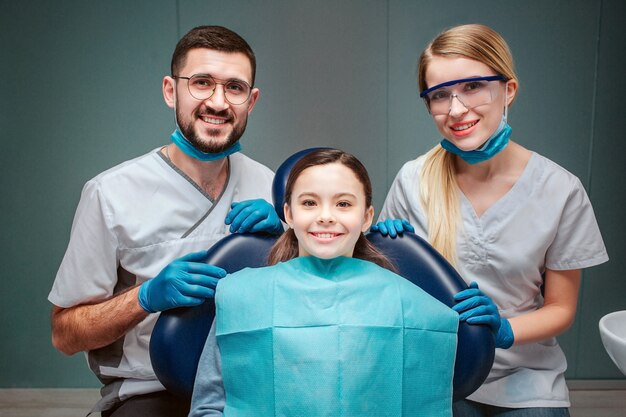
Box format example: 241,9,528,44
165,48,259,154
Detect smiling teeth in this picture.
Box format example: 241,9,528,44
314,233,335,238
203,117,226,124
452,121,477,131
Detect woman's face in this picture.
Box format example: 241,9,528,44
424,56,516,151
284,163,374,260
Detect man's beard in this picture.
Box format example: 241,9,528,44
176,108,247,154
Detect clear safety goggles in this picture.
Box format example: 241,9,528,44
420,75,506,116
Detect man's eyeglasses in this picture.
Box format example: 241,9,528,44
173,74,253,105
420,75,506,116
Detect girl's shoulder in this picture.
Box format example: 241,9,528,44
218,264,276,287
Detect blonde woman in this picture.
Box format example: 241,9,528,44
375,24,608,416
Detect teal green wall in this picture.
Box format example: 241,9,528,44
1,0,624,387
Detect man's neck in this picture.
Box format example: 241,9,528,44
163,144,229,199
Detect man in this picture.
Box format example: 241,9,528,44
48,26,282,417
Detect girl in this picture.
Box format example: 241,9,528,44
375,24,608,416
189,149,459,416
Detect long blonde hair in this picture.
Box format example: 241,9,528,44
417,24,518,265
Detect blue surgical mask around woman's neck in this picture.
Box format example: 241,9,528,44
439,83,511,165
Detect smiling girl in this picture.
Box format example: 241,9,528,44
189,149,459,417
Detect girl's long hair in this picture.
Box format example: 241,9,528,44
268,149,396,272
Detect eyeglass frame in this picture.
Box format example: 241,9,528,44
172,74,254,105
419,75,507,115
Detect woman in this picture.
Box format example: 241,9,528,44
189,149,459,416
375,24,608,416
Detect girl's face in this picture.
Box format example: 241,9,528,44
284,162,374,260
424,56,516,151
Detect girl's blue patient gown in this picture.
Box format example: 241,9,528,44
216,256,459,416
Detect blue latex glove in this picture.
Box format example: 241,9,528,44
138,250,226,313
453,282,514,349
225,199,283,235
370,219,415,238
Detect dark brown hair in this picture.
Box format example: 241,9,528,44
268,149,396,272
171,25,256,85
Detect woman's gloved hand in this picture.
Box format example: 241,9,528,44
370,219,415,238
138,250,226,313
453,281,514,349
225,199,283,235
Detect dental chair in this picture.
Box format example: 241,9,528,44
150,148,495,402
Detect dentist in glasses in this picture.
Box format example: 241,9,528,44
49,26,282,417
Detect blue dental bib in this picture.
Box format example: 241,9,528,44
215,256,458,416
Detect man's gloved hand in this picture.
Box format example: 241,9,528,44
138,250,226,313
370,219,415,238
225,199,283,235
452,281,514,349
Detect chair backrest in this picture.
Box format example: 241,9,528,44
149,148,495,401
149,233,278,398
367,232,495,400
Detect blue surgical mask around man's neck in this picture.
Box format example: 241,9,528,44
170,93,241,161
170,129,241,162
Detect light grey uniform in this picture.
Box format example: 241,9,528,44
379,152,608,407
48,149,274,413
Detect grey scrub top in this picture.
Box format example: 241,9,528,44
379,151,608,407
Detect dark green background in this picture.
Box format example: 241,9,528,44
1,0,624,387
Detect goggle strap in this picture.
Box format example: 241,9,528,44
420,75,506,98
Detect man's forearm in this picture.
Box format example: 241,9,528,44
51,286,149,355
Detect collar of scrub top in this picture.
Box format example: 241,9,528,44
419,75,507,97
